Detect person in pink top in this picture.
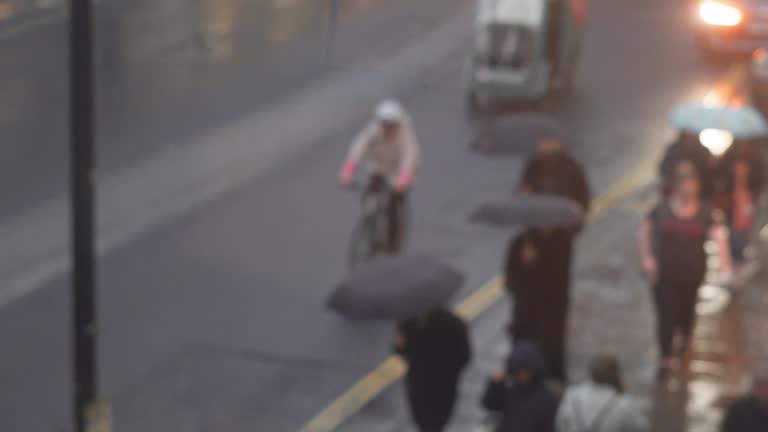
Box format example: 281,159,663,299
339,100,421,252
639,161,733,381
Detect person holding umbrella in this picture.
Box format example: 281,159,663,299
394,307,471,432
470,194,584,383
666,103,768,202
717,138,765,200
326,255,469,431
719,157,760,263
504,224,574,383
519,137,591,212
507,136,590,383
638,161,732,381
715,139,765,263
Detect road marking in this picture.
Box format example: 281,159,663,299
620,193,658,215
299,63,747,432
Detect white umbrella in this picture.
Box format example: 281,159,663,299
670,104,768,139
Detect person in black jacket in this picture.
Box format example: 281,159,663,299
505,227,574,382
482,341,559,432
721,364,768,432
519,138,592,213
394,307,472,432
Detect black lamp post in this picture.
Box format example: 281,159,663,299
69,0,100,430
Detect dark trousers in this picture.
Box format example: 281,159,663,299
652,274,704,358
366,175,407,252
511,296,569,382
407,377,457,432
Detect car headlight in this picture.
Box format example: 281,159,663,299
699,1,743,27
699,128,733,156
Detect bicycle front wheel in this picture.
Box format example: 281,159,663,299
347,217,375,270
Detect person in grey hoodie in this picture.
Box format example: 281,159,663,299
556,354,648,432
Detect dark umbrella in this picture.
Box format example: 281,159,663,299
327,255,464,321
472,113,565,155
469,195,585,228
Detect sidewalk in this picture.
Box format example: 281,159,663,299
336,182,768,432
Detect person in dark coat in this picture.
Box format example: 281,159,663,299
721,364,768,432
505,227,573,382
519,138,592,213
659,132,715,200
482,341,559,432
394,307,472,432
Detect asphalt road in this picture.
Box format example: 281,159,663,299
0,0,467,218
0,0,740,431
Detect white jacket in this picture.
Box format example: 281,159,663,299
556,383,649,432
346,117,420,182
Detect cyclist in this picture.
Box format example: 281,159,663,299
339,100,420,253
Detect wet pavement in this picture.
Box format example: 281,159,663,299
336,181,768,432
0,0,764,431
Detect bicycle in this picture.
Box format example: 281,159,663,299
346,178,407,269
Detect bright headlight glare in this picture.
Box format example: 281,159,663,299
699,128,734,156
699,1,743,27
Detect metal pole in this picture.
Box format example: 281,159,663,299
325,0,339,62
70,0,97,430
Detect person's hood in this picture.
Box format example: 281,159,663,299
563,383,620,425
506,341,548,379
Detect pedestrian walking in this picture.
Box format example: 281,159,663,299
504,227,573,382
721,363,768,432
659,132,715,200
556,354,649,432
638,161,732,380
519,137,592,212
717,138,765,198
720,158,759,263
509,136,590,383
394,307,471,432
482,341,560,432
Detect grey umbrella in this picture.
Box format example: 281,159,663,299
470,195,585,228
327,255,464,321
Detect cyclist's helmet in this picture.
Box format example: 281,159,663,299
375,100,405,125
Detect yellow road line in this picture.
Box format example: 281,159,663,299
621,196,658,215
299,63,747,432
